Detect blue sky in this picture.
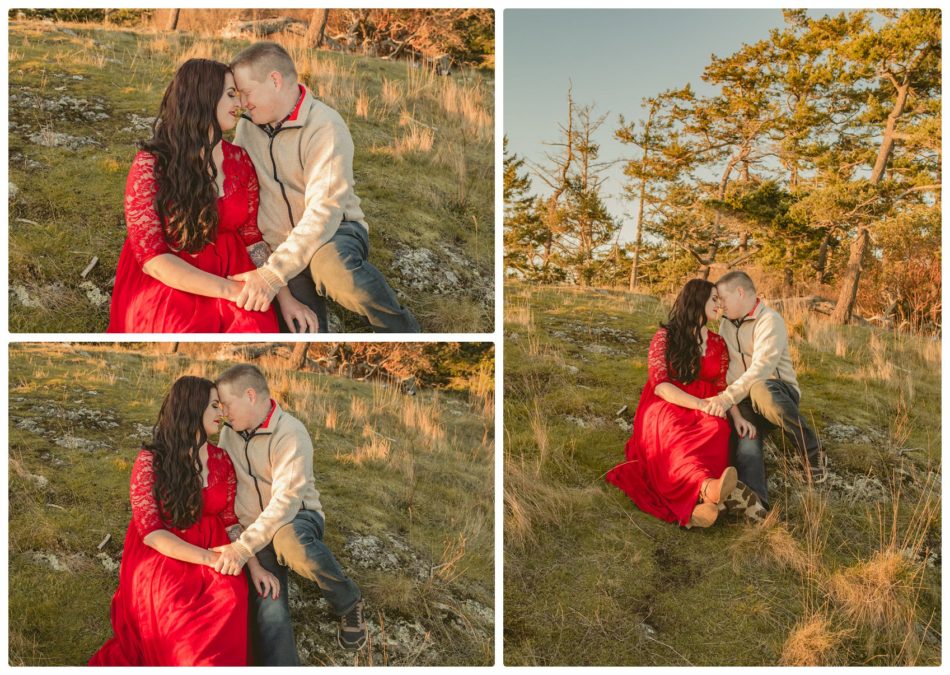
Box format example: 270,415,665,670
504,9,849,243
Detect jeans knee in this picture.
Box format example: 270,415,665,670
750,381,789,418
256,593,291,623
734,438,764,463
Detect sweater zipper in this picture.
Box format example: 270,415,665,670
265,127,297,231
242,432,266,512
261,122,350,237
733,319,749,370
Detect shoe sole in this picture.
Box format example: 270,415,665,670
337,632,367,651
718,467,738,502
688,502,719,528
705,466,739,504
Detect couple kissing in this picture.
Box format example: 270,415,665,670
90,364,366,666
607,271,825,528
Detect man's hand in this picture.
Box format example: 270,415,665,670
211,543,250,575
229,270,279,312
700,397,728,418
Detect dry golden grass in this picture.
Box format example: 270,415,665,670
355,90,370,118
732,508,815,576
504,452,559,549
324,405,338,430
337,424,392,466
780,612,847,666
393,124,435,155
827,550,915,631
400,397,447,450
381,77,401,109
504,301,534,328
350,395,369,423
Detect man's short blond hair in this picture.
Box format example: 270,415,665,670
716,270,756,293
216,364,270,396
230,41,297,83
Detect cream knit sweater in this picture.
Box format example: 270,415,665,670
219,402,325,555
234,88,368,286
717,299,801,407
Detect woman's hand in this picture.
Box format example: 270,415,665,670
276,289,319,333
248,563,281,600
733,414,757,439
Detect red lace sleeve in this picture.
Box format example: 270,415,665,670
130,450,165,538
124,151,171,266
233,146,264,248
714,333,729,393
215,446,240,529
646,328,672,388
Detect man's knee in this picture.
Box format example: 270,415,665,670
273,518,323,569
749,380,794,421
734,437,764,463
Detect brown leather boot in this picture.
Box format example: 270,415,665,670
700,466,738,505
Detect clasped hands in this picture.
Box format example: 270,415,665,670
699,396,728,418
226,270,319,333
699,395,757,439
228,270,279,312
209,542,250,576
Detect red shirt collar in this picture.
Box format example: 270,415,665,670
286,85,306,122
746,298,761,318
260,399,277,429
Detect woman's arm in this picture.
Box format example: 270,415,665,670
654,382,703,410
142,529,220,567
142,254,242,300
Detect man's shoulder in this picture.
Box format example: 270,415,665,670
757,302,787,327
273,409,312,440
300,96,350,133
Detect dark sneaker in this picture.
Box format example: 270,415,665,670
337,599,367,651
808,452,829,485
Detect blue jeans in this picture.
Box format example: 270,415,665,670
732,379,822,508
283,221,420,333
248,510,361,666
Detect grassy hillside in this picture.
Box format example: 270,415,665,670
9,343,494,666
504,284,940,666
8,21,494,332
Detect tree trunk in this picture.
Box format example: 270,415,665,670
307,9,330,48
291,343,309,370
814,231,831,284
166,342,179,354
738,231,749,254
700,242,719,280
831,227,868,324
166,9,181,31
833,77,912,324
628,176,647,291
783,247,794,296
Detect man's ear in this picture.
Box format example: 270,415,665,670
246,387,257,405
270,70,282,91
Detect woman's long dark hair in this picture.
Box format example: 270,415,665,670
144,376,212,530
662,278,715,384
141,58,229,253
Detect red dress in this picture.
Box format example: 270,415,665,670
89,445,248,666
107,141,279,333
606,328,732,526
